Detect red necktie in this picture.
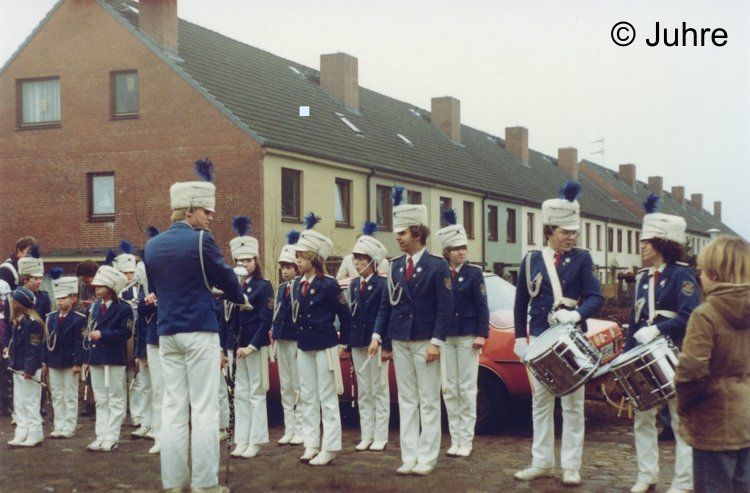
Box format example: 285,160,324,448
360,279,367,294
284,284,291,298
301,280,310,297
451,269,458,279
554,252,563,267
405,257,415,281
101,303,107,316
59,314,66,322
653,271,660,285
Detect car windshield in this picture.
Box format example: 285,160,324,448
484,275,516,313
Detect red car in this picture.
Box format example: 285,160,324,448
267,273,623,431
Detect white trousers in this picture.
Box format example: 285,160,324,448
159,332,221,490
48,367,79,434
127,367,140,423
351,347,390,443
12,370,43,441
90,365,127,443
442,335,479,447
233,350,269,446
147,344,164,442
276,340,303,438
219,367,229,430
392,340,441,467
297,348,342,452
634,399,693,489
131,363,152,427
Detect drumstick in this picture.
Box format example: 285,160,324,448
357,354,372,375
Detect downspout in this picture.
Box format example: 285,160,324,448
366,168,375,221
604,218,610,283
481,193,487,269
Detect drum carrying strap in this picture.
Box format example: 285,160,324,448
327,346,344,395
1,260,18,285
541,249,578,309
647,269,678,324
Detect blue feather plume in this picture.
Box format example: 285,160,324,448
119,240,133,254
559,180,582,202
232,216,251,236
286,230,301,245
30,244,41,258
441,208,457,226
643,193,660,214
392,185,405,207
194,157,214,182
49,267,64,280
146,226,160,238
362,221,378,236
104,249,116,266
304,212,320,230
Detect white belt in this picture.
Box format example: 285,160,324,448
327,347,344,395
652,310,678,320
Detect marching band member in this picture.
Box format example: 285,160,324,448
4,246,51,348
294,212,352,466
513,181,604,486
144,158,245,492
626,194,699,493
46,268,85,438
436,209,489,458
271,229,304,446
6,287,46,447
369,186,455,476
346,222,390,452
116,240,152,438
228,216,273,459
84,252,132,452
138,229,163,454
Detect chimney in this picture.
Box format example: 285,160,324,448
713,201,722,220
139,0,179,53
618,164,636,187
557,148,579,180
671,186,685,205
505,126,529,164
430,96,461,142
691,193,704,211
647,176,663,195
320,53,359,110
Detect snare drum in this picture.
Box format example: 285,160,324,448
608,337,678,411
522,323,602,397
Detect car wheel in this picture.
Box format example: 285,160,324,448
475,369,510,434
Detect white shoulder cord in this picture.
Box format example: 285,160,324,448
387,264,403,306
198,230,212,293
45,313,57,352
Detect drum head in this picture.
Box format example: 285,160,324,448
524,324,567,361
610,337,666,370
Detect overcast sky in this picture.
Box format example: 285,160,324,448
2,1,748,238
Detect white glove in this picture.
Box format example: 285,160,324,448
634,325,660,344
239,294,254,311
513,337,529,360
554,309,581,325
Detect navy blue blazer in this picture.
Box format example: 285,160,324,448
293,275,351,352
3,290,51,348
144,222,245,336
625,262,700,351
348,275,390,350
373,251,455,342
122,284,149,358
229,277,273,350
8,316,44,375
45,310,86,368
137,293,159,348
85,300,132,366
448,264,490,338
270,279,298,342
514,248,604,338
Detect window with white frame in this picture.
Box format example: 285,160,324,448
19,77,61,126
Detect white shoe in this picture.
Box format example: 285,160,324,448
355,439,373,451
412,464,434,476
277,434,293,445
299,448,318,463
369,440,387,451
99,440,118,452
59,430,75,438
241,444,260,458
630,482,656,493
446,444,460,456
230,444,247,457
50,430,62,438
87,438,104,451
145,429,155,440
7,431,28,446
190,486,230,493
131,424,151,438
514,466,555,481
17,437,43,447
148,442,161,454
562,469,581,485
289,435,304,446
396,462,417,475
456,445,472,457
665,489,690,493
309,450,337,466
130,420,141,428
218,429,228,442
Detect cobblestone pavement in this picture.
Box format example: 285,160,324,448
0,401,682,492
